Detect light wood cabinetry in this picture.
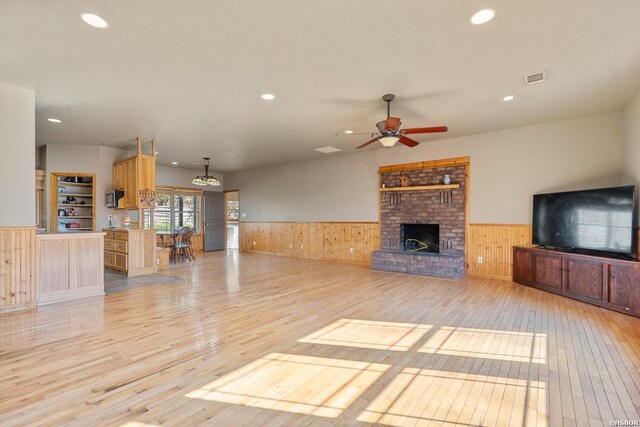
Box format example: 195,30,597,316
513,246,640,318
113,162,126,190
36,232,105,304
49,173,96,232
104,228,157,277
112,138,156,210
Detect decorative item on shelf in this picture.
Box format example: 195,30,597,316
64,196,78,204
65,222,81,229
401,175,410,187
58,209,66,217
139,189,156,207
64,177,73,182
192,157,221,186
123,215,131,229
58,186,66,193
443,174,452,185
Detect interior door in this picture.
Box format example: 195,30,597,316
204,191,225,251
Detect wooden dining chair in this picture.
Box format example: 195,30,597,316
171,228,195,262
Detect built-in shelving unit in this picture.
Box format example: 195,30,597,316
379,184,460,192
50,173,96,232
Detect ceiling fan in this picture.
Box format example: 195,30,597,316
356,94,448,149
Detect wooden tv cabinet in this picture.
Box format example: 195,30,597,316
512,246,640,318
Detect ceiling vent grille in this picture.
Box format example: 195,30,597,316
525,72,546,85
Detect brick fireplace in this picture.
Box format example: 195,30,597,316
371,164,466,279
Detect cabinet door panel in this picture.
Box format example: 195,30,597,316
125,159,138,209
609,264,640,312
513,247,532,283
565,259,603,301
104,251,114,268
532,253,562,289
114,253,128,270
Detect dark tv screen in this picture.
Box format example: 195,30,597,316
532,186,636,254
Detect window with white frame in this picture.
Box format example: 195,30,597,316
144,189,201,233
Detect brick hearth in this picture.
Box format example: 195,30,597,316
371,164,466,279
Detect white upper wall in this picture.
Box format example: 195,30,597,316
623,89,640,184
0,83,35,226
225,113,624,224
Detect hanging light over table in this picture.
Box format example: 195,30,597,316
192,157,221,186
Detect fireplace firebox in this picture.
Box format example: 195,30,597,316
401,224,440,253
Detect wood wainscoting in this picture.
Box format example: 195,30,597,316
467,224,532,281
0,227,36,313
239,222,380,265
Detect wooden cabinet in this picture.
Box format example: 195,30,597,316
112,138,156,210
513,246,640,318
113,162,126,190
564,258,603,302
532,252,562,290
104,228,157,277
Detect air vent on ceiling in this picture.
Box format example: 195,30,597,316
314,146,342,154
525,72,546,85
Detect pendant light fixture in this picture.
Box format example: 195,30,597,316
192,157,221,186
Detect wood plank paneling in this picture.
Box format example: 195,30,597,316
240,222,533,276
37,232,105,304
467,224,532,280
239,222,380,265
0,227,36,313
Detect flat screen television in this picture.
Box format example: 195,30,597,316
532,185,637,255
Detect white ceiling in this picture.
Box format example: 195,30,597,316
2,1,640,172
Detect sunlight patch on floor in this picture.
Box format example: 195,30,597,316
185,352,390,418
298,318,433,351
419,326,547,364
357,368,547,426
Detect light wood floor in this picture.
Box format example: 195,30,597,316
1,252,640,426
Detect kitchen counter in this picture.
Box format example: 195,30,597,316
36,231,105,304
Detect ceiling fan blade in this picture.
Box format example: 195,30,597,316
385,117,401,131
356,136,381,149
402,126,448,135
399,134,420,148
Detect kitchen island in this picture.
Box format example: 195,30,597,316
36,231,105,304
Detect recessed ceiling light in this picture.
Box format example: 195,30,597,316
80,13,109,29
171,161,179,165
314,146,342,154
344,130,354,134
47,118,62,123
501,95,516,102
469,9,496,25
261,93,275,101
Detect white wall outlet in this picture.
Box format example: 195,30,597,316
477,256,483,264
252,240,256,246
289,243,293,249
349,247,354,254
156,258,160,265
242,212,247,218
300,243,304,250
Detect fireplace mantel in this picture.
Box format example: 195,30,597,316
380,184,460,192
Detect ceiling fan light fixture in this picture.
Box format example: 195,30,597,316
379,136,399,148
192,157,221,187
